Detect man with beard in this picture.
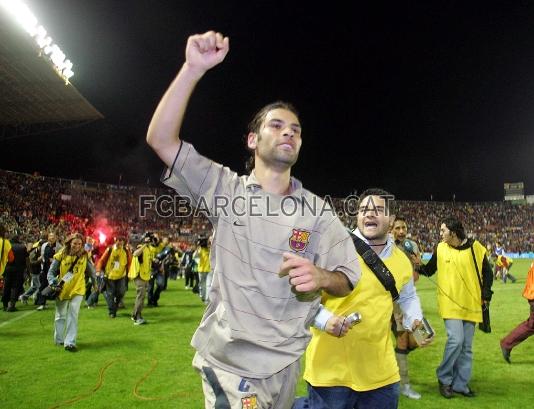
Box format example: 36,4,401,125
295,189,430,409
146,30,360,409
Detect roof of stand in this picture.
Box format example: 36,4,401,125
0,8,103,126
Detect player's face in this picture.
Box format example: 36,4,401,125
392,220,407,241
357,195,391,241
250,108,302,170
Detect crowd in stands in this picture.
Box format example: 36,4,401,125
1,169,533,254
0,169,211,248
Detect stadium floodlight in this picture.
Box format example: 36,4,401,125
0,0,75,84
0,0,37,35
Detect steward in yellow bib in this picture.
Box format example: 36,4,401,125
128,232,159,325
295,189,429,409
97,236,131,318
47,233,96,352
417,216,493,399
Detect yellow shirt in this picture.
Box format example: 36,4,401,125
304,246,412,391
435,240,486,322
103,246,128,280
53,251,90,300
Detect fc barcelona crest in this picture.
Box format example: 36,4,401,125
241,394,258,409
289,229,311,252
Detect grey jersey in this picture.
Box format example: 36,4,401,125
162,142,360,378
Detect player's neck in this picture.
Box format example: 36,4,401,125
254,163,292,195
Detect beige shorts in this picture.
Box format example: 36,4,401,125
192,352,300,409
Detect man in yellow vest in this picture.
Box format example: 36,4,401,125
129,232,158,325
97,236,130,318
295,189,430,409
417,216,493,399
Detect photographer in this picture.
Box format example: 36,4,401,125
180,244,196,291
147,235,166,307
129,232,158,325
35,232,61,311
47,233,96,352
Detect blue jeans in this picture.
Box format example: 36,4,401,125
436,319,475,393
293,383,400,409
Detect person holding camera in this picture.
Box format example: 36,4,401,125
129,232,159,324
295,189,429,409
19,232,47,304
417,217,493,399
35,231,61,311
146,31,360,408
180,244,196,290
147,235,167,307
47,232,96,352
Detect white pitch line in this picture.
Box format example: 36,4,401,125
0,310,38,328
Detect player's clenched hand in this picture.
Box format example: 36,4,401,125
185,31,229,74
279,252,325,293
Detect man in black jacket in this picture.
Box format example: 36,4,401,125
2,234,28,312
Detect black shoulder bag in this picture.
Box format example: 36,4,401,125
470,246,491,333
350,233,399,301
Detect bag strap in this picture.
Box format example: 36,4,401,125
350,233,399,301
469,245,483,295
60,255,80,280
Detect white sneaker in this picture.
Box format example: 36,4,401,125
134,317,147,325
36,305,46,311
401,384,421,400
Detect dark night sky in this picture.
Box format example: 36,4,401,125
3,0,534,201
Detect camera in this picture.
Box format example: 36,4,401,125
346,312,362,327
41,283,63,300
412,317,434,345
142,232,158,245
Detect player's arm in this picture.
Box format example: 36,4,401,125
146,31,230,167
